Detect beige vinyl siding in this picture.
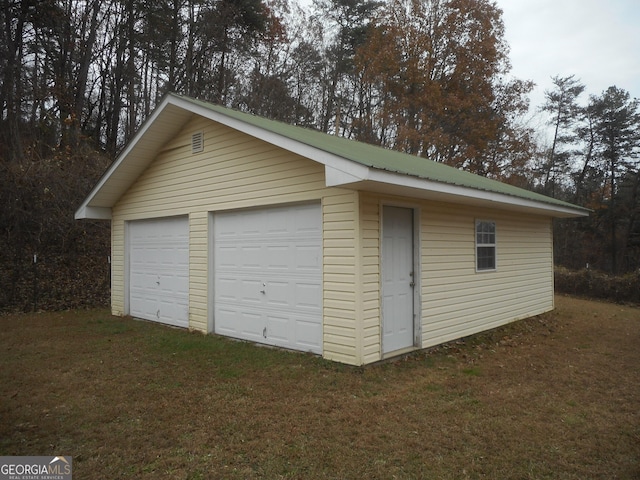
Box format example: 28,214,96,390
360,194,381,364
420,202,554,348
113,117,327,218
189,212,208,332
111,219,125,316
322,191,361,365
111,115,361,362
352,193,554,364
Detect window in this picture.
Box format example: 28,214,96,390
476,220,496,271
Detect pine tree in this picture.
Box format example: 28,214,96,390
590,86,640,273
540,75,585,198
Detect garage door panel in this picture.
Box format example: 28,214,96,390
214,203,322,354
264,281,321,311
266,313,321,350
130,271,153,288
240,245,263,269
295,245,322,271
265,280,291,307
266,313,290,343
265,245,290,270
292,315,323,350
215,277,239,301
130,292,157,320
265,216,288,235
159,248,188,266
295,283,322,310
129,217,189,328
158,284,186,299
216,245,240,268
158,298,188,324
158,270,188,290
214,307,261,337
296,207,321,232
221,306,265,339
214,307,239,335
240,313,265,339
240,279,263,304
216,279,263,306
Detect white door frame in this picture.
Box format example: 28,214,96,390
124,220,131,316
381,203,421,355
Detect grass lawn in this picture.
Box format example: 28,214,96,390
1,295,638,479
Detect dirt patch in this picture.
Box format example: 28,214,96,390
1,295,638,479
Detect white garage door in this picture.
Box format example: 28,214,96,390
214,203,322,354
129,216,189,328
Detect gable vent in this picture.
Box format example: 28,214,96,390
191,131,204,154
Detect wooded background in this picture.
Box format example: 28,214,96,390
1,0,639,311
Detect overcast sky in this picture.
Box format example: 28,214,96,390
499,0,640,117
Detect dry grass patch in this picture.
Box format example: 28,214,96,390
1,295,638,479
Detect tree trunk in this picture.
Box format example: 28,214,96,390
75,1,101,116
1,1,26,161
610,154,618,274
127,0,137,140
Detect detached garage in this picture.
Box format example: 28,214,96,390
76,93,588,366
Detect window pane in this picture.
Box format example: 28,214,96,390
477,246,496,270
476,221,495,245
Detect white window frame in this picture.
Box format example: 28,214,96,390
475,219,496,272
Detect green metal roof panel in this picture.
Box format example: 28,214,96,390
177,94,588,214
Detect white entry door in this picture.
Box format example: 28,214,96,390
382,206,415,353
213,203,322,354
128,216,189,327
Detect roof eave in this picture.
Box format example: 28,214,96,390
74,94,194,219
76,93,589,221
327,166,589,218
75,205,112,220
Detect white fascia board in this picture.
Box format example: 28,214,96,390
365,169,589,217
325,163,370,185
329,166,588,218
75,205,112,220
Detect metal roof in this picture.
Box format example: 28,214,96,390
76,93,589,219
